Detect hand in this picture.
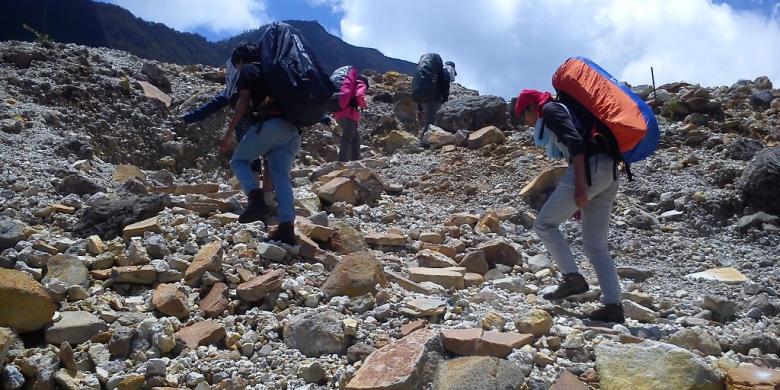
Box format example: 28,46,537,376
572,210,582,221
218,135,234,155
575,187,588,209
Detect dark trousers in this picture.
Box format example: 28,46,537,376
337,118,361,162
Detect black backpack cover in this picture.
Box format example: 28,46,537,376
412,53,443,102
257,22,336,127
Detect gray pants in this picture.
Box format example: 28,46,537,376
418,101,441,141
534,153,621,304
337,118,360,162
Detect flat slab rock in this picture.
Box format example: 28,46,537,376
45,311,108,345
441,328,533,358
175,320,226,349
345,329,439,390
685,267,749,284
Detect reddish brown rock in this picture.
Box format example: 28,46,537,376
345,329,440,390
408,267,464,289
444,213,479,227
459,251,489,275
200,283,229,318
237,269,285,302
175,320,226,349
464,273,485,287
0,269,56,332
111,265,157,284
151,284,190,319
321,251,386,298
415,249,458,268
476,239,520,267
183,241,223,286
401,320,426,337
726,367,780,390
441,328,532,358
550,371,589,390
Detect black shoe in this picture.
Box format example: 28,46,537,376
543,273,590,300
269,221,297,246
238,189,269,223
588,304,625,323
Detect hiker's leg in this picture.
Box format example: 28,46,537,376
581,155,621,304
231,121,280,193
534,167,579,274
350,121,361,161
262,159,273,192
337,118,353,162
427,101,441,127
265,121,302,223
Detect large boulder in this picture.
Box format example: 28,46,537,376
283,310,349,357
595,340,723,390
435,95,508,132
72,194,170,239
321,251,386,298
0,269,56,332
433,356,527,390
739,146,780,214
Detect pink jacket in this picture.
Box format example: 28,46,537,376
333,70,368,123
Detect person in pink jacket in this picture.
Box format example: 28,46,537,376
332,66,368,162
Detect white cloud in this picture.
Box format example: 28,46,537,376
107,0,269,37
336,0,780,98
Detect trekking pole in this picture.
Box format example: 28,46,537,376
650,67,657,101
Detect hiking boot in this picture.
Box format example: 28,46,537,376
543,273,590,300
269,221,296,246
588,304,625,323
238,189,269,223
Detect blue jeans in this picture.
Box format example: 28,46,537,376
231,118,301,223
235,117,262,173
534,153,621,304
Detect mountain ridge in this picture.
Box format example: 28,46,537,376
0,0,416,74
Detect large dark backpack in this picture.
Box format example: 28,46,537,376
411,53,443,102
257,22,336,127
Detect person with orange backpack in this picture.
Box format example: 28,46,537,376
515,57,659,323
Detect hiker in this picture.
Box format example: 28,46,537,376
182,43,266,181
411,53,454,143
219,22,335,245
330,66,368,162
515,58,659,324
515,89,625,323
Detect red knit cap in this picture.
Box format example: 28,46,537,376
514,89,553,118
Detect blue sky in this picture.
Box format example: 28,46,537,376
101,0,780,97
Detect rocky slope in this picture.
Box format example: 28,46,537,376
1,40,779,390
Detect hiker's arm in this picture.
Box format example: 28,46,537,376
572,153,588,208
219,89,250,153
183,95,229,123
541,103,584,156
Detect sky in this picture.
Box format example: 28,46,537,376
101,0,780,98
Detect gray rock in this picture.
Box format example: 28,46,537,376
435,95,508,132
0,219,25,251
668,328,722,356
595,340,722,390
1,364,25,389
257,243,287,261
144,234,170,259
726,138,764,161
737,211,779,232
145,358,166,376
739,146,780,214
701,295,736,322
299,361,325,384
43,254,89,287
283,310,348,357
616,266,655,282
526,254,552,273
493,277,524,293
732,332,780,355
57,174,105,195
141,62,171,93
0,119,22,135
433,356,526,390
45,311,108,345
72,194,169,239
